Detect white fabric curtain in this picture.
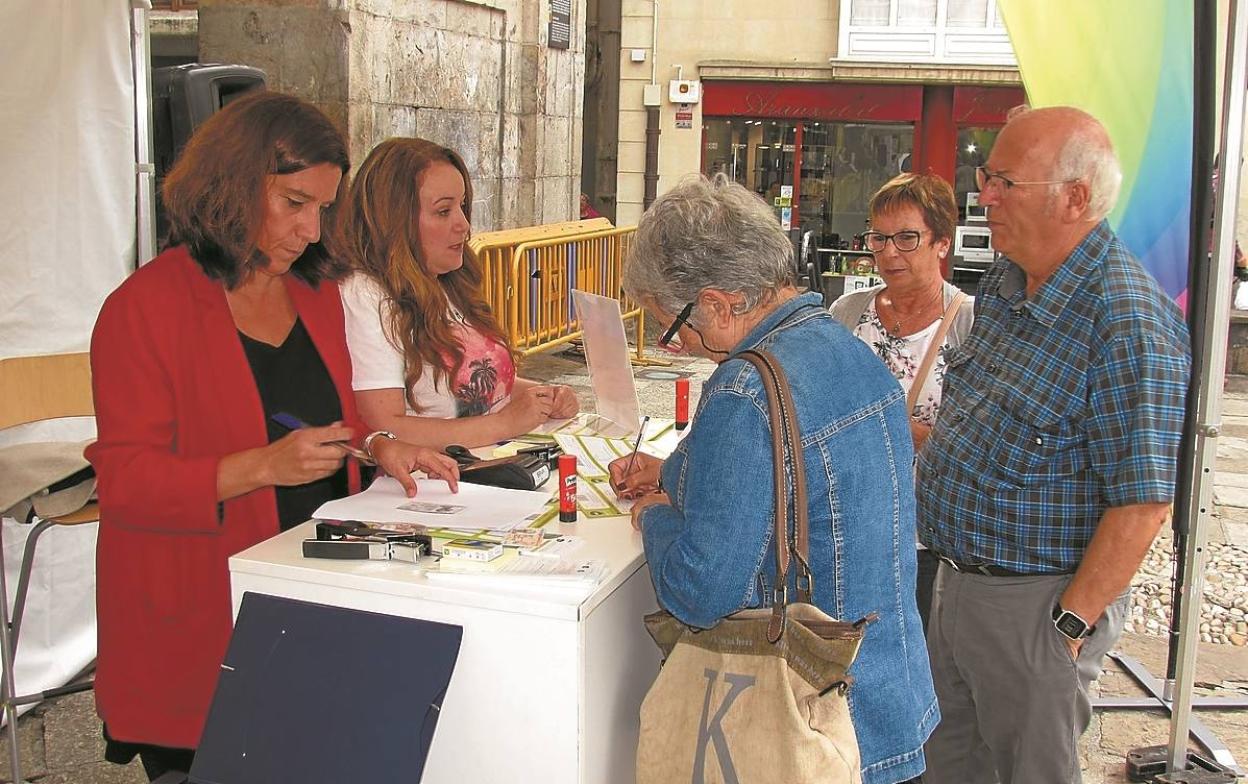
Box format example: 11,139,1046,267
0,0,137,712
0,1,134,358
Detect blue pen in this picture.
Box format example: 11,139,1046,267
270,412,374,464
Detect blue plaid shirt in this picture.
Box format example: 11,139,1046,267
917,222,1190,573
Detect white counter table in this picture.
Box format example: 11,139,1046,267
228,514,660,783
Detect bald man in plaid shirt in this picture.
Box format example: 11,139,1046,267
917,107,1191,784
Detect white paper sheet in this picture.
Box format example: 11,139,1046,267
570,291,641,435
312,476,552,532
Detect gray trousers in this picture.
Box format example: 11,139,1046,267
922,563,1129,784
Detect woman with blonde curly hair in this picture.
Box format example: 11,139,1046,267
338,138,578,448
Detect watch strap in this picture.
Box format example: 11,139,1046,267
1052,603,1095,640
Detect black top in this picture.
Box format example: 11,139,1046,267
239,318,348,530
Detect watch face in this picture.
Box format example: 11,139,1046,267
1055,611,1088,640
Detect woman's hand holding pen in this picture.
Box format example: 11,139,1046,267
546,384,579,419
503,384,579,432
608,452,664,500
608,446,670,530
502,385,556,432
264,423,353,486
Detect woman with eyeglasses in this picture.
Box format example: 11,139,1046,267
830,173,974,451
829,172,974,632
608,174,937,784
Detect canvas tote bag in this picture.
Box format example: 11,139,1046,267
636,349,866,784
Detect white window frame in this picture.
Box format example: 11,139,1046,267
837,0,1016,66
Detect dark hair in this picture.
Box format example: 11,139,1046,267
161,90,350,288
337,137,511,409
868,172,958,243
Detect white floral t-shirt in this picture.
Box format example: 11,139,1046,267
851,298,949,426
339,273,515,418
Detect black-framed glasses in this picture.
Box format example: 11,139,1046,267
658,302,695,348
975,166,1079,193
862,230,923,253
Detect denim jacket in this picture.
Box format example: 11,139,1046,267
640,292,938,784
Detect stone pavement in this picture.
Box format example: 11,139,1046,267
2,346,1245,783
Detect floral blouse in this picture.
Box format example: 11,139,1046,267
850,298,949,426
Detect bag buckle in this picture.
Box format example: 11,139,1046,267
795,572,813,598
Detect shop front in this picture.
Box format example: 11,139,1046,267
699,80,1026,263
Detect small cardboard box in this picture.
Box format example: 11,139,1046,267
442,539,503,562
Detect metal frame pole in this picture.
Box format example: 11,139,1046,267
1168,0,1248,771
131,0,157,266
0,524,25,783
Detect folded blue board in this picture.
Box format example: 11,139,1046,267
189,592,463,784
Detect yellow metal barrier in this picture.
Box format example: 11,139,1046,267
506,227,652,361
470,218,613,319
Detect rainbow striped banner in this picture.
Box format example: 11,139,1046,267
996,1,1193,305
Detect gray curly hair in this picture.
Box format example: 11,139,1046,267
622,174,795,318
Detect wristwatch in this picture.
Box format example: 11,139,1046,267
1052,603,1095,641
362,430,397,461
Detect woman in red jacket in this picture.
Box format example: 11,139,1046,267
86,91,459,781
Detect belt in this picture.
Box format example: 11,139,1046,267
935,554,1074,578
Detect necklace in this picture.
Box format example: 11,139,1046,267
879,285,943,337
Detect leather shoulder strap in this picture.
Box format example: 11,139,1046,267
736,349,810,642
905,289,966,413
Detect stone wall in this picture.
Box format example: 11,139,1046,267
198,0,585,231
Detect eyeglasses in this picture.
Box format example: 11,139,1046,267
658,302,695,348
862,230,923,253
975,166,1079,193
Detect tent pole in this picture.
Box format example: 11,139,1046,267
130,0,156,266
1167,0,1248,773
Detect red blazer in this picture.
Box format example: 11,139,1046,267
86,247,365,749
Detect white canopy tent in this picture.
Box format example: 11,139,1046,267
0,0,147,760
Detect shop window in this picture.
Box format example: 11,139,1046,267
701,118,914,249
801,123,913,249
702,119,798,224
954,127,1000,221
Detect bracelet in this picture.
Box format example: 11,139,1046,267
362,430,397,460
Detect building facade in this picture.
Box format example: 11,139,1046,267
162,0,586,231
588,0,1026,248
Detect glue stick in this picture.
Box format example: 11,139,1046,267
675,378,690,431
558,454,578,522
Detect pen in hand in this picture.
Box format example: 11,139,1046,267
622,416,650,478
270,412,374,464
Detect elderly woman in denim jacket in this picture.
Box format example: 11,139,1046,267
608,174,938,784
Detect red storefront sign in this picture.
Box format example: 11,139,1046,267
703,81,923,123
953,85,1028,125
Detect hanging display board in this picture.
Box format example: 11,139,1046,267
549,0,571,49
